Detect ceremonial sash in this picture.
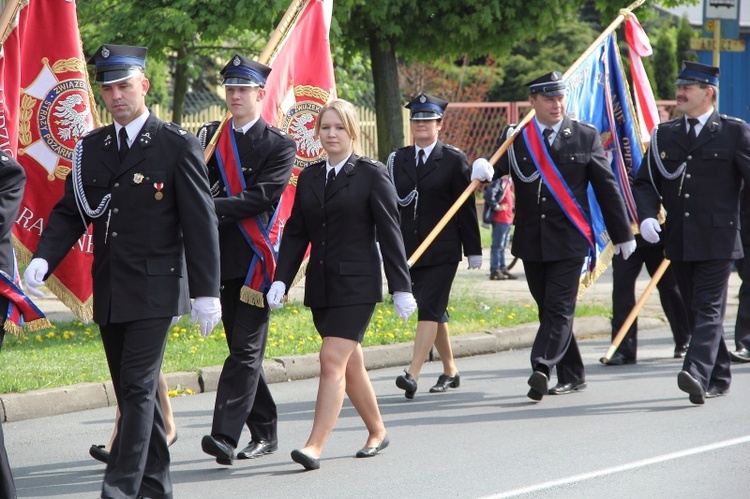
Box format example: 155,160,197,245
0,266,50,336
215,126,282,307
523,121,596,268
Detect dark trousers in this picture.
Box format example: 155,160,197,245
100,318,171,499
611,246,691,359
524,258,585,384
671,260,733,391
212,279,277,446
0,323,16,499
734,254,750,349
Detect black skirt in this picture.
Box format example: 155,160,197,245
410,263,458,323
311,303,376,343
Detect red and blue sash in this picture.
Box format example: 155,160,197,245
523,120,596,269
215,125,282,307
0,266,50,336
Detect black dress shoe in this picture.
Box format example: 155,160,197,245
527,371,548,401
355,435,389,458
677,370,705,405
706,386,730,398
237,439,278,459
201,434,235,465
502,270,518,280
729,347,750,363
429,373,461,393
548,380,587,395
396,370,417,399
89,444,109,464
291,449,320,470
604,352,636,366
674,344,689,359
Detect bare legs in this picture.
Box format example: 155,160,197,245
104,371,176,451
299,337,386,458
406,321,458,380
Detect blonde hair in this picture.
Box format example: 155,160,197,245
315,99,363,156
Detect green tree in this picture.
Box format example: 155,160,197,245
332,0,696,161
77,0,285,124
652,29,678,100
675,15,698,63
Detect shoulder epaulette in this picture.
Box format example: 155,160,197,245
444,143,464,154
267,124,288,137
164,122,190,137
82,125,107,139
720,114,745,123
572,119,597,130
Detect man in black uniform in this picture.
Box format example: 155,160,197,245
472,71,635,401
607,232,691,365
729,186,750,363
0,154,25,499
24,45,221,499
198,54,296,465
635,62,750,404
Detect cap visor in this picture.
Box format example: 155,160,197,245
222,77,261,87
410,112,442,120
97,68,141,85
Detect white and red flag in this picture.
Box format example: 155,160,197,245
1,0,96,321
625,13,660,138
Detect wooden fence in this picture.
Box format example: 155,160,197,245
97,100,677,162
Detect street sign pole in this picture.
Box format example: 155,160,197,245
713,19,721,67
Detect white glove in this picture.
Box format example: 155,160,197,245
467,255,482,270
393,291,417,322
640,218,661,244
191,297,222,337
614,240,637,260
266,281,286,310
23,258,48,298
471,158,494,182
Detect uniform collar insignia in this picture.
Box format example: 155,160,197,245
104,134,113,147
562,127,571,137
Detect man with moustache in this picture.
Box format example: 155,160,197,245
634,62,750,404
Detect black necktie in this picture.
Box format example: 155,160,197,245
417,149,426,168
325,168,336,196
543,128,554,148
234,129,244,142
687,118,699,144
118,127,129,162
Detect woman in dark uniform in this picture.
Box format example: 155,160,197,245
389,94,482,399
267,99,416,470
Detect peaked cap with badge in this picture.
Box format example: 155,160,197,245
675,61,719,87
526,71,566,97
405,93,448,121
88,44,147,85
220,54,272,87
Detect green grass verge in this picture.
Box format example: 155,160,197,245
0,295,610,394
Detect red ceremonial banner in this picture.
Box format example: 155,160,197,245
1,0,95,321
261,0,336,262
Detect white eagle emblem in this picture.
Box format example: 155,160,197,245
53,94,89,141
289,113,322,157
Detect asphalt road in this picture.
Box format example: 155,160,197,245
6,324,749,499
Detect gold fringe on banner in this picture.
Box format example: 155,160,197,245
4,316,52,337
578,242,616,299
240,286,266,308
12,239,94,322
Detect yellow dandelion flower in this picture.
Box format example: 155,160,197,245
386,332,395,339
35,335,42,342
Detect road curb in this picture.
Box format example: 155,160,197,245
0,315,664,423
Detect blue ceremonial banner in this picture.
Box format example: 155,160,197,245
564,33,645,285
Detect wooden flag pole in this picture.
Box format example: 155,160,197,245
0,0,22,45
406,0,647,268
203,0,310,162
599,258,671,364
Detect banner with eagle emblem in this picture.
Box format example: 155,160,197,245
1,0,96,321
